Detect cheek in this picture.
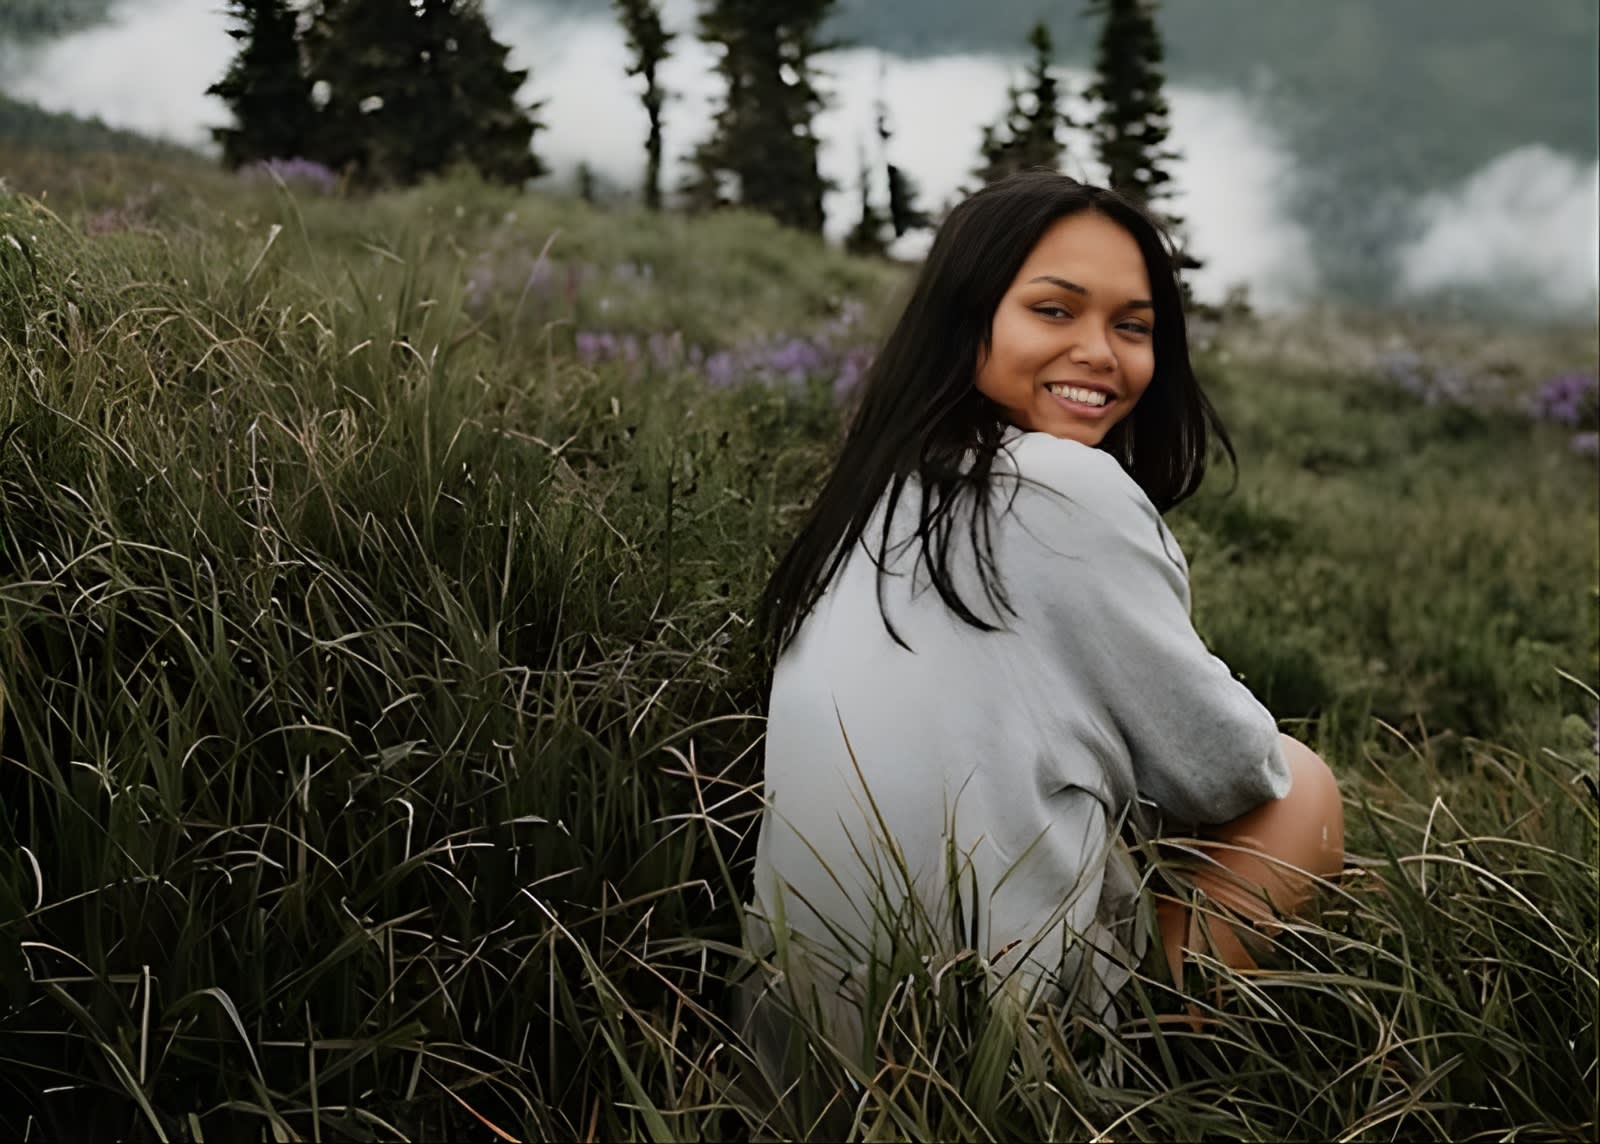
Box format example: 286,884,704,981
1123,344,1157,393
991,315,1050,375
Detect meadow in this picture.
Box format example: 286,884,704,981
0,155,1596,1141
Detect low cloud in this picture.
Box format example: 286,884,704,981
1397,144,1600,311
1,0,233,149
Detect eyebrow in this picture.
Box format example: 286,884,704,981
1028,275,1154,310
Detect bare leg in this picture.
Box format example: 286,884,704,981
1157,734,1345,995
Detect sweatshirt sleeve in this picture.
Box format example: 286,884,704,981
1001,433,1291,826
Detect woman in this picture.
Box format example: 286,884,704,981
748,171,1345,1047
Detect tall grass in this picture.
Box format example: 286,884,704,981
0,168,1595,1141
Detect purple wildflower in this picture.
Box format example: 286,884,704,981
575,331,612,364
704,351,740,388
1532,373,1599,427
1375,347,1487,408
241,157,339,194
1572,431,1599,458
755,336,828,384
647,331,683,371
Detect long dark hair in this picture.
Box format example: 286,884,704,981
758,170,1236,662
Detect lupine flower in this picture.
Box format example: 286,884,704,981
1531,372,1599,427
1375,347,1484,407
647,331,683,370
751,336,828,384
704,350,740,388
575,331,611,364
241,157,339,194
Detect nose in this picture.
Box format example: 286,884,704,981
1067,331,1115,373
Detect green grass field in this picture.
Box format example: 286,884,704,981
0,159,1596,1141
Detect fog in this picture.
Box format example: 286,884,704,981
3,0,1594,315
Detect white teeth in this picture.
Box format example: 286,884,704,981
1047,384,1109,407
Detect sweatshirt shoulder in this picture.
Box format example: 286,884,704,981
1000,430,1151,510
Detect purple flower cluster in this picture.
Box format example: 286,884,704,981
1377,350,1600,458
576,330,693,372
1375,349,1472,407
574,300,875,402
465,254,600,317
1529,372,1599,428
1528,372,1599,459
241,157,340,195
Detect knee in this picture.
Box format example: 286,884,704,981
1281,734,1343,813
1205,737,1344,886
1270,735,1345,875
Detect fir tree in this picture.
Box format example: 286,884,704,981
435,1,548,185
208,0,317,169
613,0,674,210
974,20,1074,185
875,92,929,237
845,142,889,256
576,160,598,203
303,0,544,188
1085,0,1201,276
687,0,838,234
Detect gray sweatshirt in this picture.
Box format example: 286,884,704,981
748,426,1289,1029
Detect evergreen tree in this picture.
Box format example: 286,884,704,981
576,160,599,203
613,0,674,210
303,0,544,188
875,92,929,237
687,0,838,234
437,1,548,185
208,0,317,169
1085,0,1201,276
974,20,1075,185
844,142,889,256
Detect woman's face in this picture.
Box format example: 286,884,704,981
975,210,1157,447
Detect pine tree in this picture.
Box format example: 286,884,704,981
875,93,929,237
303,0,544,188
687,0,838,234
845,142,889,256
974,21,1074,185
436,1,548,185
208,0,317,169
1086,0,1200,276
576,160,598,203
613,0,674,210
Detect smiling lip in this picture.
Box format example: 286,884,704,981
1044,381,1118,419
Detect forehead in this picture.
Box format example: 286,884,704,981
1014,212,1151,299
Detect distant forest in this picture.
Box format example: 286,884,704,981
3,0,1594,299
516,1,1598,183
5,0,1594,184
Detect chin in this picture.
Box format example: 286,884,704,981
1041,420,1109,448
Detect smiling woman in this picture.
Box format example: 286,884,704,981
975,212,1158,445
745,171,1345,1072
